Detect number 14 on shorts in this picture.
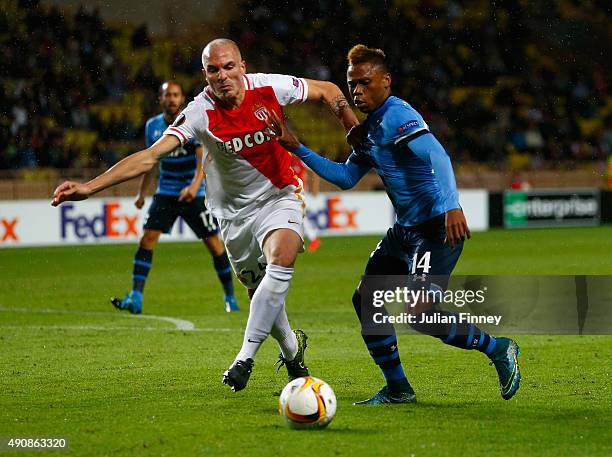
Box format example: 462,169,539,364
411,252,431,274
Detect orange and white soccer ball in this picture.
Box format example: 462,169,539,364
278,376,337,429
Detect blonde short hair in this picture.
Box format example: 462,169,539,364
347,44,387,71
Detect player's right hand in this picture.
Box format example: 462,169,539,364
51,181,91,206
264,109,300,152
135,196,145,209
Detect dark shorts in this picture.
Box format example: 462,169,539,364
143,194,219,238
364,214,463,289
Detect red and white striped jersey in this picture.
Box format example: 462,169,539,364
290,155,309,191
163,73,309,219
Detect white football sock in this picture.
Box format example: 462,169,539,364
235,264,294,362
270,305,298,361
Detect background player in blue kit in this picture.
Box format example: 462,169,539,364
266,45,521,404
112,81,238,314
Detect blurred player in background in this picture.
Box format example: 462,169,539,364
52,39,359,393
289,154,321,252
111,81,238,315
266,44,521,404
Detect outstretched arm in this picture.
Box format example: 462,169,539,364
52,134,180,206
293,144,369,190
305,79,359,132
265,110,369,190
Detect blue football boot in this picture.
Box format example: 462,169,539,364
111,292,143,315
224,294,240,312
489,337,521,400
354,384,417,405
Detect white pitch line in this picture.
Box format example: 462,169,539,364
0,307,196,331
0,307,357,334
0,324,355,334
0,324,236,333
134,314,195,331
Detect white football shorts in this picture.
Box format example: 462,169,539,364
218,193,305,289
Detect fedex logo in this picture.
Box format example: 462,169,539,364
61,202,139,240
307,197,358,230
0,217,19,242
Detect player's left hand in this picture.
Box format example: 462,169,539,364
445,208,471,249
178,185,197,202
346,123,366,147
264,109,300,152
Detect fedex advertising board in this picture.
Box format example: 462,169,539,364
0,190,487,247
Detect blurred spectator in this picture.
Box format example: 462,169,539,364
131,24,151,49
226,0,610,165
1,0,609,172
510,174,532,190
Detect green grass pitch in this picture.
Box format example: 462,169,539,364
1,227,611,456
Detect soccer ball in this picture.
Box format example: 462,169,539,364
278,376,336,429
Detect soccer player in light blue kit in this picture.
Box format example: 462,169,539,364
112,81,238,314
266,45,521,404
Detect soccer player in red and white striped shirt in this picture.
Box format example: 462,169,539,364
52,38,358,392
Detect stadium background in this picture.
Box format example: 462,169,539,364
1,1,611,456
1,0,610,195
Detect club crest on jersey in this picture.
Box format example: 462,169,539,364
253,106,269,121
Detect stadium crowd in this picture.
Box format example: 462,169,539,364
227,0,610,164
1,0,610,171
0,0,180,170
2,2,124,169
